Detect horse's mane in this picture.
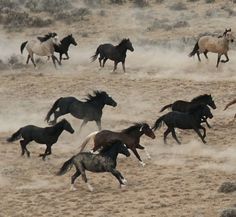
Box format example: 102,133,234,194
121,122,145,134
191,94,210,102
117,38,129,47
84,91,106,102
61,34,72,43
38,32,57,42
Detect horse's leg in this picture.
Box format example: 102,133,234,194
122,61,126,73
95,120,102,131
203,50,208,59
39,144,52,160
199,125,206,139
30,54,36,68
163,128,171,144
78,164,93,192
102,58,107,67
204,119,211,129
59,53,63,64
54,55,61,65
136,144,144,149
221,53,229,63
20,140,31,157
98,57,103,67
70,165,81,191
113,169,127,184
26,55,30,64
138,144,151,159
78,120,88,134
216,54,222,67
113,61,118,72
193,128,206,144
171,128,181,145
51,55,57,68
131,148,145,166
63,52,69,60
110,168,126,187
197,51,201,62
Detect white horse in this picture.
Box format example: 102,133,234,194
189,29,235,67
20,33,61,68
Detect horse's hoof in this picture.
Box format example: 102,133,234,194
70,185,77,191
139,161,146,167
120,184,127,189
122,178,128,184
87,183,94,192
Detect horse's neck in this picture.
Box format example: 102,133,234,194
88,99,105,109
116,45,128,55
103,148,118,162
221,37,229,49
191,112,202,122
61,38,71,49
51,123,64,136
125,129,143,140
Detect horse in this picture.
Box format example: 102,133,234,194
20,32,61,68
189,28,235,67
57,141,130,191
153,104,213,144
54,34,77,64
7,119,74,160
224,98,236,120
79,123,156,166
91,38,134,72
45,91,117,133
160,94,216,128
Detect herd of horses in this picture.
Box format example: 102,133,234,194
7,29,234,191
20,28,234,70
6,89,234,191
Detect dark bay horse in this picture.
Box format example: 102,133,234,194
45,91,117,133
54,34,77,64
79,123,156,166
91,38,134,72
57,141,130,191
7,119,74,160
160,94,216,128
153,104,213,144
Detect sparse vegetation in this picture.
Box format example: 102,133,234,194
205,0,215,3
156,0,164,3
218,182,236,193
133,0,148,7
220,208,236,217
109,0,125,4
169,2,187,10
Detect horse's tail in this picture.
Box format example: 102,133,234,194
160,103,172,112
20,41,28,54
152,116,164,131
45,97,62,122
57,156,74,176
188,41,199,57
79,131,99,152
7,128,22,142
91,47,100,62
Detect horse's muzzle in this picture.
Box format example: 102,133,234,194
112,102,117,107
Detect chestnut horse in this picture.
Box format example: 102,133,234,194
79,123,155,166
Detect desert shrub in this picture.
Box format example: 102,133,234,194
147,18,171,31
187,0,199,2
156,0,164,3
8,54,26,69
109,0,125,4
173,20,189,28
25,0,72,13
205,0,215,3
220,208,236,217
83,0,103,7
133,0,148,7
218,182,236,193
0,0,19,10
0,59,8,70
2,11,52,29
169,2,187,10
54,8,91,23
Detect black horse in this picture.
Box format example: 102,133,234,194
45,91,117,133
37,32,57,42
7,119,74,160
153,104,213,144
54,34,77,64
91,38,134,72
160,94,216,128
57,141,130,191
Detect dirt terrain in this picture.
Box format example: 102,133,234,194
0,0,236,217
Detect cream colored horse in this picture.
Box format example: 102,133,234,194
189,29,235,67
20,33,61,68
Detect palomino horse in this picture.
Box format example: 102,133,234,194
79,123,156,166
189,29,235,67
91,38,134,72
224,98,236,120
20,32,61,68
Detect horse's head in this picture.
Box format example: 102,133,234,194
61,119,75,134
206,94,216,109
125,38,134,52
100,91,117,107
189,104,213,119
68,34,77,46
139,123,156,139
202,105,213,119
117,142,131,157
224,29,234,43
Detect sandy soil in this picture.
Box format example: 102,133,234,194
0,1,236,217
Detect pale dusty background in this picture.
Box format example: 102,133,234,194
0,0,235,216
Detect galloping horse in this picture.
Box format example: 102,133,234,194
160,94,216,128
45,91,117,133
7,119,74,160
79,123,156,166
224,98,236,120
57,141,130,191
189,29,235,67
153,104,213,144
91,38,134,72
21,32,61,68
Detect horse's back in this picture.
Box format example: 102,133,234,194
198,36,226,53
26,39,54,56
172,100,190,112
